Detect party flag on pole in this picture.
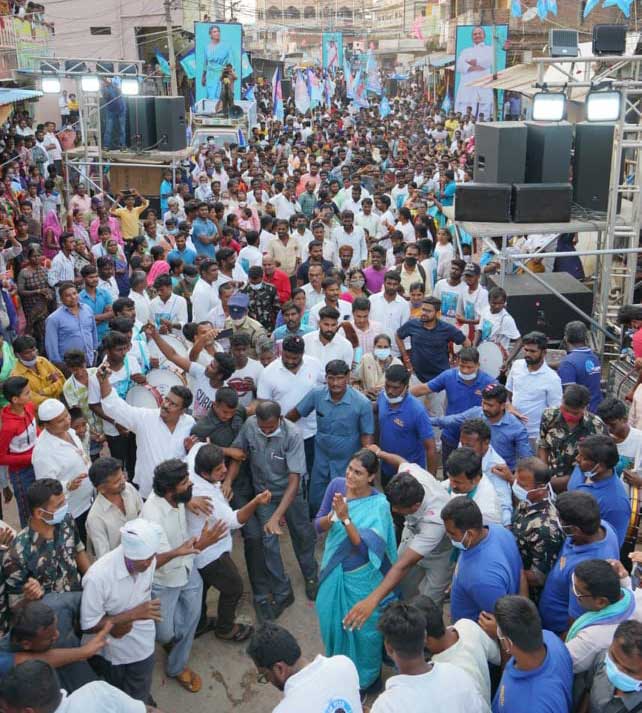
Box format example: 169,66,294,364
272,66,284,122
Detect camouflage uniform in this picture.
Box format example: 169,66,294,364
241,282,281,333
538,407,608,480
512,498,564,602
2,514,84,609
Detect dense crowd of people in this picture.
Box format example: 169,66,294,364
0,78,639,713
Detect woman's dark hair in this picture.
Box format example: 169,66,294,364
349,448,379,478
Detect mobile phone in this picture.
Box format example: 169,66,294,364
217,328,233,340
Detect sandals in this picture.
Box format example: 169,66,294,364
214,622,254,642
174,668,202,693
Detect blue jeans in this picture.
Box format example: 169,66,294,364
9,466,35,527
255,494,317,603
103,110,126,149
152,566,202,677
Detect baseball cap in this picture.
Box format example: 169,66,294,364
228,293,250,316
463,263,481,276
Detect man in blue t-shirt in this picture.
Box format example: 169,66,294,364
568,435,631,547
538,491,620,634
489,595,573,713
191,202,218,258
396,295,469,384
558,321,602,412
441,497,522,623
377,364,437,485
412,346,496,463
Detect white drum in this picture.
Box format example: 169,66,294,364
125,384,162,408
148,334,189,371
477,341,504,378
146,368,186,398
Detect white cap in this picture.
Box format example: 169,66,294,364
38,398,65,422
120,519,163,560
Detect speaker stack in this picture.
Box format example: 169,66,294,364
456,120,573,223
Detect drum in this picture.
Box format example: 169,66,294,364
146,368,186,398
125,384,162,408
478,341,504,378
148,334,189,371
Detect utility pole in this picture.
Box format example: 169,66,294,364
164,0,179,96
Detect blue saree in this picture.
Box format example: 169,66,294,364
315,480,397,689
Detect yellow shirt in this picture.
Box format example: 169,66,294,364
12,357,65,407
113,200,149,240
445,118,460,140
267,235,300,277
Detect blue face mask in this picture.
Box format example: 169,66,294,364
605,651,642,693
41,503,68,525
450,530,469,551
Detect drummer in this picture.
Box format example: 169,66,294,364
474,286,521,363
109,316,153,375
88,331,146,480
111,297,158,374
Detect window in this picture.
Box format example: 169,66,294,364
90,26,112,35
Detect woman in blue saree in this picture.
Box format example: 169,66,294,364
315,448,397,693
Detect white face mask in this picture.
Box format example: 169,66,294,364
249,282,263,291
458,369,477,381
231,316,246,326
260,426,281,438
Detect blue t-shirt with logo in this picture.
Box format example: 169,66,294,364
557,348,602,412
427,367,496,445
492,630,573,713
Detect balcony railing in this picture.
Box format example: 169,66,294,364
0,15,53,77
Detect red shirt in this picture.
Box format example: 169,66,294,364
633,327,642,359
265,269,291,304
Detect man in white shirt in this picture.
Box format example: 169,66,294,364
416,594,500,704
506,331,562,448
140,459,221,692
442,446,502,526
191,259,220,323
96,365,195,498
302,264,326,312
188,443,269,638
43,121,63,173
0,662,147,713
47,233,76,292
80,518,165,703
258,335,324,470
247,622,363,713
269,184,299,221
308,278,352,329
356,197,380,241
149,275,188,335
331,210,367,268
128,271,151,326
372,601,490,713
302,307,353,369
369,272,411,356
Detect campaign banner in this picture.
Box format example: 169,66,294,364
195,21,242,104
454,24,507,119
322,32,343,72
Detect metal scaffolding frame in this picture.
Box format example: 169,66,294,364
455,54,642,359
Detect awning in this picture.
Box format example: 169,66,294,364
467,62,590,101
0,88,42,106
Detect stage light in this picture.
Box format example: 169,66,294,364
531,92,566,121
121,78,140,96
80,75,100,92
586,90,621,122
41,77,61,94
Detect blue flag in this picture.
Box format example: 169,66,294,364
155,49,170,77
442,94,452,113
241,52,253,79
536,0,548,19
511,0,522,16
379,95,391,118
180,49,195,80
243,85,255,102
583,0,600,16
546,0,558,13
602,0,634,16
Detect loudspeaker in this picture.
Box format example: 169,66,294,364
525,122,572,183
593,24,626,56
474,122,527,184
154,96,186,151
454,183,512,222
281,77,292,101
512,183,572,222
549,29,578,57
125,96,156,151
487,273,592,341
573,122,614,212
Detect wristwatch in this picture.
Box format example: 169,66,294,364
343,518,352,527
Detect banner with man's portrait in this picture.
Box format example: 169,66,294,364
454,24,508,119
322,32,343,72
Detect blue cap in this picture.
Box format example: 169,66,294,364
228,292,249,315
